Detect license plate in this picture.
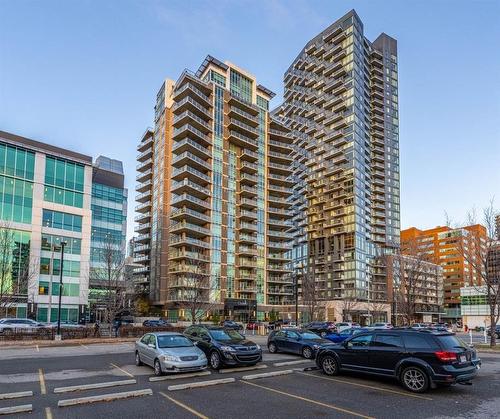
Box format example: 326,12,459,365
460,355,466,363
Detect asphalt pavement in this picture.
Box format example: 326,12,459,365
0,337,499,419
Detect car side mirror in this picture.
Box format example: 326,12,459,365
148,343,156,349
193,341,198,346
191,332,198,337
343,341,350,348
202,335,211,342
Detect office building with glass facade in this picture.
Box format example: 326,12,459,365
134,57,294,321
276,10,399,323
0,130,127,322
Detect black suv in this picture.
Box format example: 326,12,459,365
184,325,262,369
303,321,336,337
315,329,481,393
487,325,500,338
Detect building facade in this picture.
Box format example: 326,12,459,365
278,10,399,322
88,156,128,321
385,254,443,324
401,225,487,321
0,130,127,322
134,57,294,321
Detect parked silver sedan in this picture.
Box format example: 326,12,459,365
135,332,207,375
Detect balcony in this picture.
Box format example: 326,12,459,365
136,158,152,172
171,193,211,211
268,183,291,197
136,168,152,183
239,185,258,197
240,161,258,174
239,197,258,209
268,173,293,186
173,82,212,107
172,137,211,160
228,118,259,138
238,258,257,269
172,165,211,185
240,149,259,162
170,221,211,238
240,173,258,185
134,212,150,223
135,233,150,244
237,221,257,233
170,235,210,249
228,95,259,117
135,201,151,213
169,250,210,262
136,189,151,203
172,124,211,146
268,129,292,141
137,147,153,162
135,179,152,194
173,95,212,120
238,233,257,244
268,161,292,175
173,110,212,134
137,132,153,152
228,106,259,127
268,194,290,207
171,179,210,199
238,209,257,221
171,207,210,224
172,151,211,172
229,130,259,150
268,242,291,251
268,139,291,152
268,150,292,163
237,245,258,257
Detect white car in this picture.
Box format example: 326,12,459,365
368,322,393,330
0,318,47,332
336,322,361,332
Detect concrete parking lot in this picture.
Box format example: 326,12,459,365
0,337,499,419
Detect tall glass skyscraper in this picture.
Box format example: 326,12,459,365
279,10,400,323
134,57,294,321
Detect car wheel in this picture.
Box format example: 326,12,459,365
268,342,278,353
210,351,221,370
401,366,429,393
321,355,339,376
135,351,143,366
302,346,313,359
154,359,162,376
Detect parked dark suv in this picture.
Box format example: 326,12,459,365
303,321,336,337
315,329,481,393
486,325,500,338
184,325,262,369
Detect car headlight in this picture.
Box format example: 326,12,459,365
160,355,180,362
255,344,261,350
220,345,236,352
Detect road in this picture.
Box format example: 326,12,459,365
0,338,499,418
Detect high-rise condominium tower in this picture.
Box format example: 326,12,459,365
279,10,400,322
134,57,294,321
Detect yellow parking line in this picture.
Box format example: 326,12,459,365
110,363,134,378
298,372,433,401
45,406,53,419
159,392,209,419
39,369,46,395
241,380,374,419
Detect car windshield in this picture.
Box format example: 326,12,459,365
157,335,193,348
209,329,243,341
300,332,320,339
436,335,468,349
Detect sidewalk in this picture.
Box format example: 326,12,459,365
0,337,138,349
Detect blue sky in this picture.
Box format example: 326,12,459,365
1,0,499,239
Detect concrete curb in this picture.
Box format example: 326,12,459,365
149,371,211,382
54,379,136,393
242,370,294,380
0,338,137,349
0,404,33,415
0,391,33,400
168,378,235,391
273,359,313,367
57,389,153,407
219,364,268,374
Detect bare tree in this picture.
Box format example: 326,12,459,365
455,200,500,347
90,237,127,334
341,295,360,322
169,256,217,324
0,223,37,317
301,271,323,322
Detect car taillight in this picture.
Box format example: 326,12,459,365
435,351,457,362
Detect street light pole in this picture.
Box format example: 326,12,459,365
56,241,67,339
295,273,299,324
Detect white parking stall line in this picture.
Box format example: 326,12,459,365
110,363,134,378
54,379,137,393
219,364,268,374
273,359,313,367
57,389,153,407
0,391,33,400
242,370,294,380
149,371,211,382
0,404,33,415
168,378,235,391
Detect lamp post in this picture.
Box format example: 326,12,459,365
294,272,299,324
55,241,67,340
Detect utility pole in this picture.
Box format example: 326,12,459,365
47,245,55,323
55,241,67,340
